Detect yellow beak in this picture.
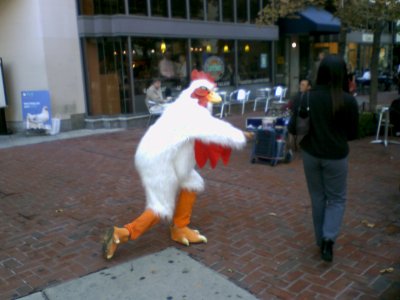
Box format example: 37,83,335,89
207,91,222,104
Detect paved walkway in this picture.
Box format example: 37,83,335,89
17,248,257,300
0,91,399,299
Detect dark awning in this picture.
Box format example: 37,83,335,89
279,7,341,34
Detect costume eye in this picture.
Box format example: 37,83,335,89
199,86,209,91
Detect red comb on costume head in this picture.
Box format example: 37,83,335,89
191,69,215,83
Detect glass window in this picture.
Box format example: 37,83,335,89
151,0,168,17
171,0,187,18
78,0,125,15
275,38,288,86
237,0,248,23
237,40,271,84
131,38,188,110
299,36,311,81
191,39,235,87
190,0,204,20
249,0,260,24
207,0,220,21
222,1,234,22
129,0,147,15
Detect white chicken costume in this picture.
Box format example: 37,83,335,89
103,70,250,260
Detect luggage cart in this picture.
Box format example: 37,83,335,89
248,117,293,166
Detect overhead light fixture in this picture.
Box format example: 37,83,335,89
291,42,297,48
160,41,166,53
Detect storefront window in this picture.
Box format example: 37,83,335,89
346,42,358,74
222,1,234,22
237,0,248,23
249,0,260,24
191,39,235,87
128,0,147,15
379,46,389,71
171,0,187,18
131,38,188,112
78,0,125,15
190,0,204,20
83,35,273,116
299,36,312,81
151,0,168,17
207,0,220,21
237,40,270,85
275,38,288,86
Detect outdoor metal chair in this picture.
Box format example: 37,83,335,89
253,87,272,111
214,90,229,118
265,86,287,113
145,99,163,126
228,89,251,115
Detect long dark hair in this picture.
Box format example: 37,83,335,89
315,54,349,114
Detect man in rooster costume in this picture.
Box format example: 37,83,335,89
103,70,252,260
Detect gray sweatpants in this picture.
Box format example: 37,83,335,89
302,151,348,245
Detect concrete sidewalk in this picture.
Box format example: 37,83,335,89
18,248,257,300
0,128,123,149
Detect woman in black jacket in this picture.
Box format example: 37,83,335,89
289,55,359,262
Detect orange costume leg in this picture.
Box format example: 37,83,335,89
102,209,160,260
170,189,207,246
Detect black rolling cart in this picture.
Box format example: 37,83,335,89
248,117,293,166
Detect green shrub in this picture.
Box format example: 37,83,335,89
358,112,376,138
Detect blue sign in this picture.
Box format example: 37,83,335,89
21,90,52,130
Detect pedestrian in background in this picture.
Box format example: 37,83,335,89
288,55,359,262
287,79,312,151
310,51,325,85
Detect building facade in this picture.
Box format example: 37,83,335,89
77,0,278,124
0,0,86,132
0,0,397,133
0,0,278,131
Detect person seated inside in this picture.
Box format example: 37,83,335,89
356,69,371,85
145,78,170,114
362,69,371,80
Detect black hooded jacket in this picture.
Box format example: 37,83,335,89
288,85,359,159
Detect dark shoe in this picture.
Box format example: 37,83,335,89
320,239,334,262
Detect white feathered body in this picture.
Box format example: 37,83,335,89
135,79,246,219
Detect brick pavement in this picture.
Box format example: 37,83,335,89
0,105,399,299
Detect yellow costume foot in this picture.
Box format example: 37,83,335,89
170,225,207,246
102,226,129,260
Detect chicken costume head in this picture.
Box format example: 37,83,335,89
103,70,249,260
